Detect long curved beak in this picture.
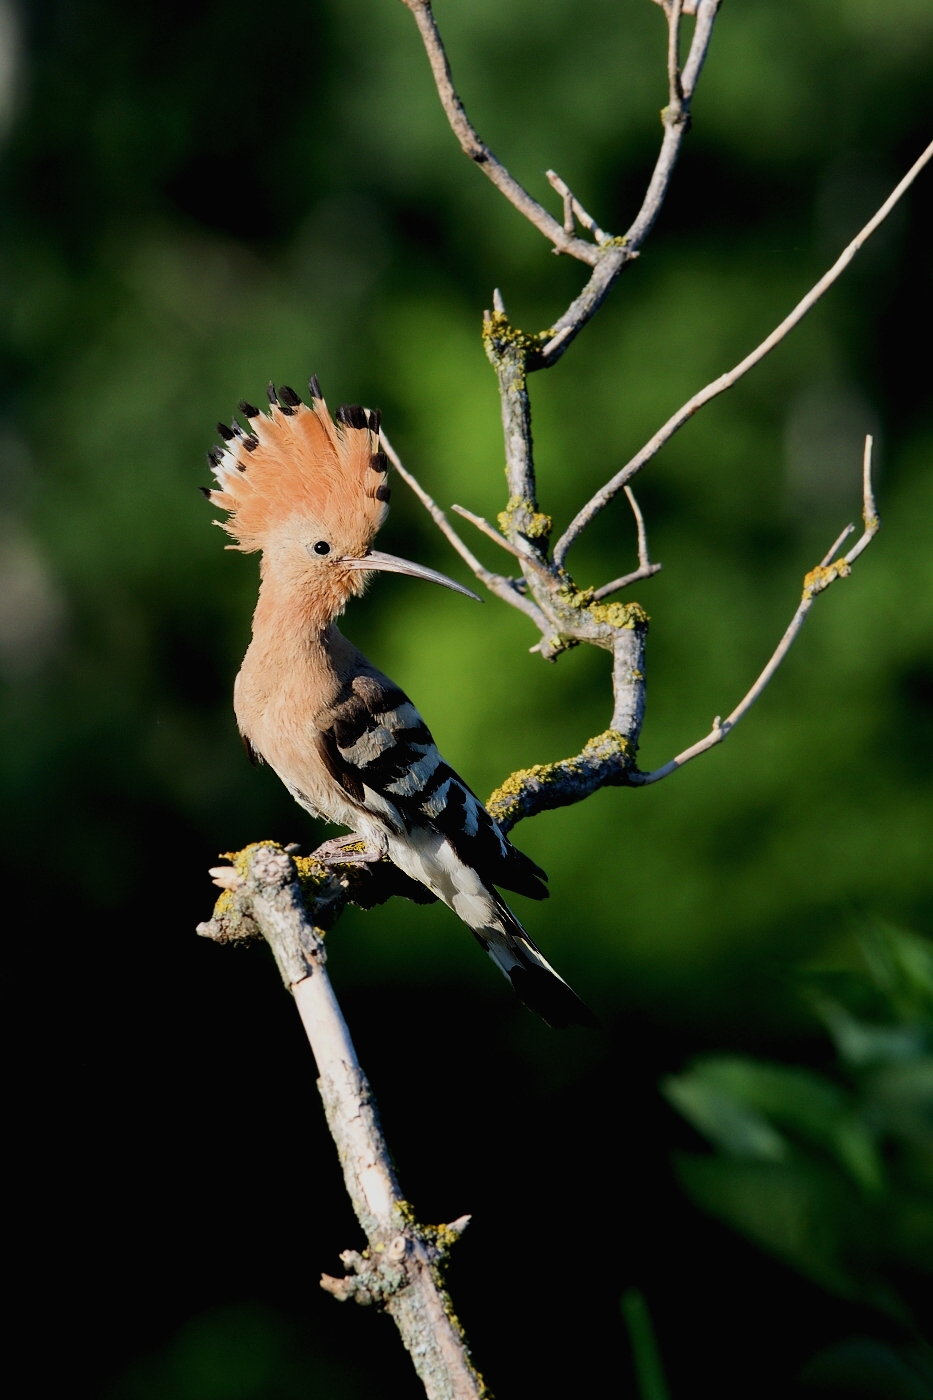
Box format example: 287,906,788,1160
341,549,481,601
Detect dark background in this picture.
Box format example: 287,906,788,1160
2,1,931,1395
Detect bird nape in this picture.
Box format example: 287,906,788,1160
202,377,597,1031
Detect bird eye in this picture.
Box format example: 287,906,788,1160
312,540,331,556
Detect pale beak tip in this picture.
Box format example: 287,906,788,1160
343,549,483,602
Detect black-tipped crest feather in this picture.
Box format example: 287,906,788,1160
336,404,368,429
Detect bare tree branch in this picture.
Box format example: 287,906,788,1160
553,141,933,567
489,438,880,823
545,170,609,245
381,431,550,630
591,486,662,600
399,0,601,264
538,0,723,366
400,0,723,371
202,7,910,1393
667,1,684,107
631,437,880,786
450,503,554,577
394,0,908,832
198,842,486,1400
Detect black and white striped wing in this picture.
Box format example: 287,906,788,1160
317,672,548,900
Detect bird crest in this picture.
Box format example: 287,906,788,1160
203,378,390,554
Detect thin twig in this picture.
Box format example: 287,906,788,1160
680,0,719,98
450,504,554,577
553,140,932,567
667,0,684,108
538,1,722,366
381,431,549,631
591,487,663,599
399,0,601,265
628,486,651,569
402,0,721,369
847,434,880,564
819,523,855,568
631,438,880,787
591,562,662,600
545,170,609,245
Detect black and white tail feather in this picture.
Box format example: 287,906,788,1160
313,668,597,1029
486,890,597,1030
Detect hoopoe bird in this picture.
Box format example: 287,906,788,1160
203,378,596,1029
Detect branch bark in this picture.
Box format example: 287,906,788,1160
537,0,722,367
400,0,723,368
553,138,933,567
392,1,923,836
198,842,485,1400
631,436,880,785
399,0,600,264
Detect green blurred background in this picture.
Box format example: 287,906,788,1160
2,0,930,1396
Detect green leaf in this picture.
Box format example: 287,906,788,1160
815,998,929,1070
864,1058,933,1146
621,1290,671,1400
665,1058,885,1192
674,1154,905,1320
662,1072,788,1161
800,1339,933,1399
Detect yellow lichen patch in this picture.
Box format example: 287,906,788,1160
220,839,283,877
211,840,284,922
293,853,328,886
480,309,550,359
497,494,552,543
557,584,649,630
584,728,632,758
803,557,851,599
486,762,553,824
212,887,236,920
590,598,649,629
486,729,632,825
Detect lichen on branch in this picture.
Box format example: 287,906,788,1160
488,729,634,832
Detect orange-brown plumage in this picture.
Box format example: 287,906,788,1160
206,390,389,556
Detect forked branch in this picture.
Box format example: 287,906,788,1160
592,488,662,600
539,0,722,366
399,0,600,264
632,436,881,784
488,440,880,825
395,0,925,837
202,8,917,1399
401,0,723,366
380,431,549,631
554,139,933,566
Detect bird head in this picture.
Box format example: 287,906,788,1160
202,379,478,621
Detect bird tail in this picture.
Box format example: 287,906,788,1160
481,891,598,1030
